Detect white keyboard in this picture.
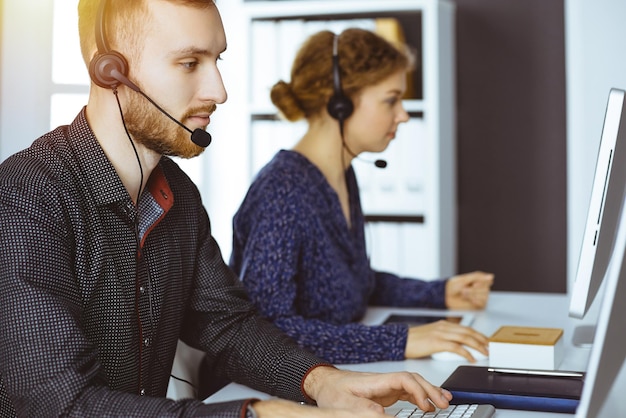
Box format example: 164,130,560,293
392,404,495,418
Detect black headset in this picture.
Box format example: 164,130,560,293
88,0,132,90
328,33,387,169
326,34,354,122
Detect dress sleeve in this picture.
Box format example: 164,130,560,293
369,271,448,309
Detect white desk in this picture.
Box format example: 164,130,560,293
206,291,626,416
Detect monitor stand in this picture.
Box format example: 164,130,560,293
572,324,596,348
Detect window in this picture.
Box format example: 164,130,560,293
51,0,89,128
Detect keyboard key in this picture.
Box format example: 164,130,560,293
393,404,495,418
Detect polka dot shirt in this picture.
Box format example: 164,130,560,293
0,110,324,417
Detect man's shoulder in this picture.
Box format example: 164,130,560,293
0,127,71,183
0,123,103,207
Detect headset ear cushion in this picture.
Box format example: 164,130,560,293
89,50,129,89
327,93,354,121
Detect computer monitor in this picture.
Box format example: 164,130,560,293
568,88,626,346
574,168,626,418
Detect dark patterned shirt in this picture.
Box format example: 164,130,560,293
230,150,447,364
0,110,323,417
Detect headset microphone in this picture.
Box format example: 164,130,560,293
374,159,388,169
89,0,212,148
327,34,387,169
341,143,388,168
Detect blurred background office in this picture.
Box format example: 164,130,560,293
1,0,625,294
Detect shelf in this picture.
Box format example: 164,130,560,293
365,215,425,224
250,99,426,118
244,0,436,18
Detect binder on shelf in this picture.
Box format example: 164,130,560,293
250,119,305,179
250,119,276,178
399,117,426,199
250,20,279,106
400,223,432,278
356,117,427,217
368,222,402,273
276,19,306,83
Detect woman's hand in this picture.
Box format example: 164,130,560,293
405,320,489,362
445,271,494,310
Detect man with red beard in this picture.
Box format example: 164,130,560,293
0,1,453,417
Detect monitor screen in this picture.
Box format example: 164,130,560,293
569,88,626,345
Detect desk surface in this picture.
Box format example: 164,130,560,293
205,291,626,417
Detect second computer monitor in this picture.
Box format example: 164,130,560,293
569,88,626,342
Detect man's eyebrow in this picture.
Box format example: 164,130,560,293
167,45,227,57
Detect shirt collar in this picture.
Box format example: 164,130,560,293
67,107,173,214
68,107,135,208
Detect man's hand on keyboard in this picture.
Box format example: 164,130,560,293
304,366,452,413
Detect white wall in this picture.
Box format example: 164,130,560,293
0,2,54,160
565,0,626,290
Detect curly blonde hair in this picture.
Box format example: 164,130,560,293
271,28,414,122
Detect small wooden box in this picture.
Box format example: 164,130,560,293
488,326,564,370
